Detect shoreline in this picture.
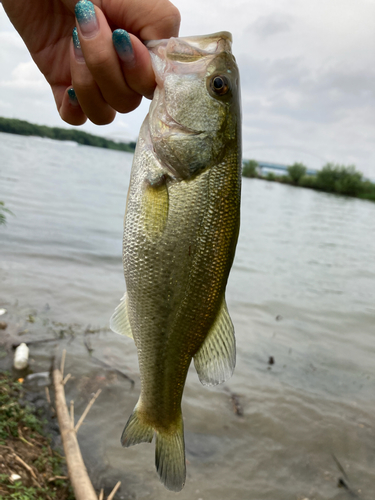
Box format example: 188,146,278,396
0,116,136,153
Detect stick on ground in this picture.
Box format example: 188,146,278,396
53,357,98,500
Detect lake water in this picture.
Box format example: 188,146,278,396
1,131,374,499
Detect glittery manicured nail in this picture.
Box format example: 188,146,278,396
113,29,134,64
67,88,79,106
72,28,84,61
75,0,98,37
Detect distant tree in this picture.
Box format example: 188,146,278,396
287,162,307,184
242,159,259,178
315,163,363,196
265,172,276,181
299,175,316,189
0,116,136,152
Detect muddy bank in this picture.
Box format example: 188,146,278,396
0,370,74,499
0,305,133,500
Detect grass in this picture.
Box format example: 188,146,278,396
0,372,74,500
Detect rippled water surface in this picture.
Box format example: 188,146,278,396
1,132,374,499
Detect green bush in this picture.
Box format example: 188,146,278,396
299,176,317,189
242,159,258,178
287,162,307,184
358,180,375,201
265,172,276,181
315,163,363,196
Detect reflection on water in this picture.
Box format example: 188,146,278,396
1,132,374,499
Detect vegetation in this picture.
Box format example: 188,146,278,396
287,162,307,184
0,202,13,226
242,159,375,202
0,116,136,152
0,372,74,500
242,159,259,178
313,163,363,196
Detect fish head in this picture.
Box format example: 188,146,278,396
147,32,241,180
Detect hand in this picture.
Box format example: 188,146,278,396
2,0,180,126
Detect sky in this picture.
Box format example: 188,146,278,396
1,0,375,177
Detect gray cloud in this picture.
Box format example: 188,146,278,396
250,13,294,39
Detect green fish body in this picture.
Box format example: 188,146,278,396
111,32,241,491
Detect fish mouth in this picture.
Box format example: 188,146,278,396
159,111,204,136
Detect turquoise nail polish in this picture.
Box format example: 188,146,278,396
113,29,134,63
72,27,81,50
67,87,79,106
75,0,97,35
72,27,84,61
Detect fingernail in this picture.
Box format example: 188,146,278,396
113,29,134,64
67,88,80,106
75,0,98,37
72,28,85,61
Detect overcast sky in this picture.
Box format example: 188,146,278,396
1,0,374,177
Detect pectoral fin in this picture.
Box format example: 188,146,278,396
194,298,236,386
110,293,133,339
143,174,169,241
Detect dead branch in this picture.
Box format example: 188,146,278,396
107,481,121,500
53,357,98,500
70,399,74,426
60,350,66,378
74,389,102,433
13,453,38,480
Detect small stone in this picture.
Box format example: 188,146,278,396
10,474,21,483
0,321,7,329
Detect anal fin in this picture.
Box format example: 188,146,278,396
121,404,153,447
110,293,133,339
194,298,236,386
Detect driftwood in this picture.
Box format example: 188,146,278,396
53,350,121,500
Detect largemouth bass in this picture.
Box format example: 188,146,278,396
111,31,241,491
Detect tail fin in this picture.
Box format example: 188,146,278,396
121,405,153,447
155,416,186,492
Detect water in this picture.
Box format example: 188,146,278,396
1,132,374,499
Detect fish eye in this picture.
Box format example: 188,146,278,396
210,75,230,96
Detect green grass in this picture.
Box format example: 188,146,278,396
0,375,42,443
0,373,74,500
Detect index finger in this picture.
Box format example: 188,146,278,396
61,0,181,40
102,0,180,41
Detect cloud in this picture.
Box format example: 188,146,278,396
1,1,374,177
250,13,294,39
0,61,48,93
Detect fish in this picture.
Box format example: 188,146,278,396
110,31,241,491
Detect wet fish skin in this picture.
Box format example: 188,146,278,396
111,31,241,491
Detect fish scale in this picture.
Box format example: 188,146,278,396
110,31,241,491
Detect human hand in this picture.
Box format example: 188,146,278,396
2,0,180,126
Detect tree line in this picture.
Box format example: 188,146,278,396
243,160,375,202
0,116,136,152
